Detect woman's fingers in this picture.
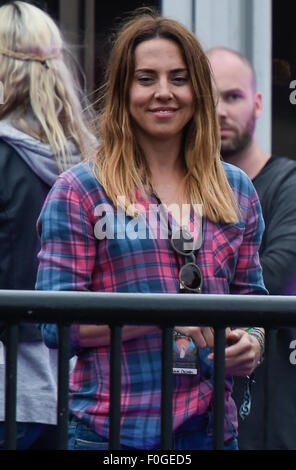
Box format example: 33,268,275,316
174,327,261,375
175,326,234,349
174,326,215,348
208,329,261,375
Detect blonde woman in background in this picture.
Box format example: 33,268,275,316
0,1,96,449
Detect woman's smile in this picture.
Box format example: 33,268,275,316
129,37,194,143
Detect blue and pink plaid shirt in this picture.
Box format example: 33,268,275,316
36,160,267,449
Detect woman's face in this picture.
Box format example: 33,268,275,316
129,37,195,145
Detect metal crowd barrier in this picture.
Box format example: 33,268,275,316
1,290,296,451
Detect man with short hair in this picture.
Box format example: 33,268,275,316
207,46,296,450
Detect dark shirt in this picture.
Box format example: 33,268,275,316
233,155,296,450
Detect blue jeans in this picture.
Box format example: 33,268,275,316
0,422,46,450
68,415,238,450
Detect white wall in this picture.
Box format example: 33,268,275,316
161,0,193,30
161,0,272,154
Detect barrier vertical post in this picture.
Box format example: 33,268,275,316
4,324,18,450
263,328,276,449
109,325,122,450
213,327,225,450
161,327,173,450
56,323,70,450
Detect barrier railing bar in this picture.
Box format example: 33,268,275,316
263,328,276,450
1,291,296,327
4,324,18,450
109,324,122,450
56,324,70,450
213,327,226,450
2,291,296,451
161,327,174,450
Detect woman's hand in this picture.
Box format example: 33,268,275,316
208,328,262,376
175,326,262,376
174,326,231,349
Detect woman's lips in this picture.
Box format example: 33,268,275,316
149,107,178,117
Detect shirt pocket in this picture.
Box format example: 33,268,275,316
212,223,244,284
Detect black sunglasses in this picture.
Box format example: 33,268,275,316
170,227,203,293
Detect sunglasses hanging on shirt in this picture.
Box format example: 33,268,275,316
154,193,203,293
170,227,203,293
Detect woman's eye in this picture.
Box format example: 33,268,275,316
172,76,188,84
137,76,154,84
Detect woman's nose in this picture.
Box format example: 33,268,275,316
154,79,173,100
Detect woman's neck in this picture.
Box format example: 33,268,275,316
149,157,187,210
138,132,182,169
136,133,188,209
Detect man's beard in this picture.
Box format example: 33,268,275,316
220,111,256,158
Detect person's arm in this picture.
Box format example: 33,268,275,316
230,186,268,297
175,180,266,375
36,175,95,352
37,174,159,351
224,183,266,375
78,324,160,347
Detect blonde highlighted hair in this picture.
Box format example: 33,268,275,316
95,8,238,223
0,1,96,170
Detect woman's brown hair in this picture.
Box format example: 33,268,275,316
94,8,239,223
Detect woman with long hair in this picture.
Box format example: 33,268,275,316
38,9,266,450
0,1,96,449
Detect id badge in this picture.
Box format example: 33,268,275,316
173,331,199,375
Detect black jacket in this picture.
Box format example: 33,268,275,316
0,139,51,341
